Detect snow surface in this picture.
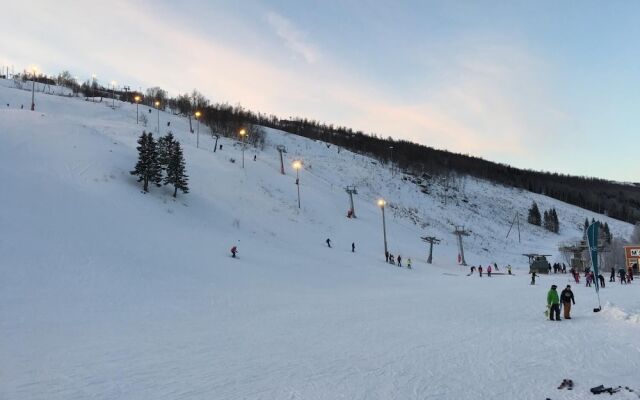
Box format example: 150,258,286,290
1,80,639,399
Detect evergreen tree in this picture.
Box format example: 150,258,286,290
543,210,550,231
583,217,589,237
157,132,175,172
130,131,162,192
164,141,189,197
551,208,560,233
527,201,541,226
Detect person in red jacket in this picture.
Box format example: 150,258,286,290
487,265,492,277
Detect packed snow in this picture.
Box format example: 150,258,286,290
1,79,639,399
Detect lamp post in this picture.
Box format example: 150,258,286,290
239,128,247,168
378,199,388,260
111,80,116,109
134,96,141,124
195,111,201,148
30,67,37,111
154,100,160,133
293,160,302,208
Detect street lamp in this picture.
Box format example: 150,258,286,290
30,66,37,111
134,95,141,124
195,111,202,148
293,160,302,208
378,198,388,260
239,128,247,168
154,100,160,133
111,80,116,109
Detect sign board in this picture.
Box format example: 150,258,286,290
623,246,640,272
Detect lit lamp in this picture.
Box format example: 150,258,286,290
378,198,388,260
293,160,302,208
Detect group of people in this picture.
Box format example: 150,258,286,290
549,262,567,274
547,284,575,321
469,263,512,277
611,266,635,284
385,251,412,269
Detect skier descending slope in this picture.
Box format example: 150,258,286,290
230,246,238,258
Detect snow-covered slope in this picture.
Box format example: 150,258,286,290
1,80,639,400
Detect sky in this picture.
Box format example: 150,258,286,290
1,0,638,181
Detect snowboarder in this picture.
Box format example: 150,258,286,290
478,266,483,277
230,246,238,258
530,271,537,285
560,285,575,319
352,242,355,253
407,258,412,269
397,255,402,267
507,265,512,275
326,238,331,248
487,265,492,277
547,285,561,321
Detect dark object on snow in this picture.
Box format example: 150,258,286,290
593,306,601,313
558,379,574,390
590,385,621,395
230,246,238,258
326,238,331,248
352,242,355,252
167,121,170,127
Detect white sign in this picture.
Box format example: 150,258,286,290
631,249,640,257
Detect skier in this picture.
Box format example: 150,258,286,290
598,274,605,288
487,264,492,277
530,271,537,285
326,238,331,248
230,246,238,258
507,265,512,275
407,258,412,269
352,242,355,253
478,266,483,277
547,285,561,321
397,255,402,267
560,285,575,319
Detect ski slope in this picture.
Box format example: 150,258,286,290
1,80,639,400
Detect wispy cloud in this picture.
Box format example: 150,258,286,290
265,11,320,64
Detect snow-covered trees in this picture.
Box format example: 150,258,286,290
527,202,541,226
130,132,162,192
543,208,560,233
131,131,188,197
164,141,188,197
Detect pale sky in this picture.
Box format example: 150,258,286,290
1,1,638,181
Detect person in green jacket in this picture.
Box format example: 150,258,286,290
547,285,561,321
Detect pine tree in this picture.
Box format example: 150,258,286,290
157,132,175,172
583,217,589,238
164,141,189,197
543,210,550,231
527,201,541,226
130,131,162,192
551,208,560,233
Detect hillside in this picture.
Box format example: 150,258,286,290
1,80,639,400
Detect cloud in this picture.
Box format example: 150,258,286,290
265,11,320,64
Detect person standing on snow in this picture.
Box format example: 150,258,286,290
560,285,575,319
352,242,355,253
397,255,402,267
230,246,238,258
610,266,616,282
494,262,499,272
326,238,331,248
598,274,605,288
487,264,492,277
407,258,412,269
478,266,483,277
547,285,561,321
507,265,512,275
530,271,537,285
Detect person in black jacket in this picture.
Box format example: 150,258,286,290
561,285,575,319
